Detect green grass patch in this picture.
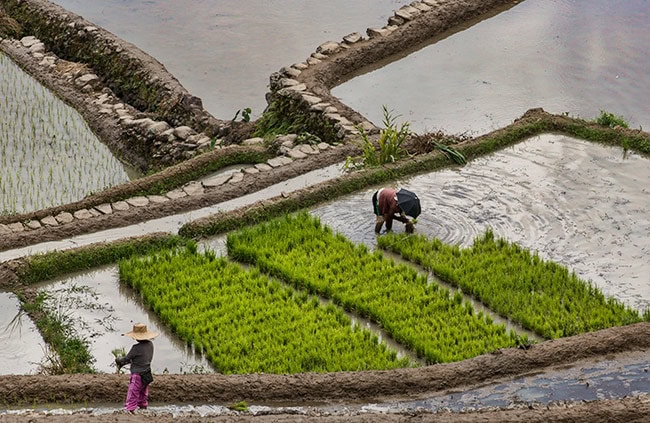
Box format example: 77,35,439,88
227,212,526,364
594,110,629,129
20,291,95,374
378,230,646,339
16,234,185,284
118,242,410,374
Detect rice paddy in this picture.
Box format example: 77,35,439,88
0,52,133,215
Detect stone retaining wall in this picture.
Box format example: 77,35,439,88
264,0,515,142
0,0,221,133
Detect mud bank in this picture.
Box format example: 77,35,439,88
0,323,647,405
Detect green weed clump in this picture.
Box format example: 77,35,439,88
227,212,525,364
17,234,185,284
345,106,410,170
378,231,646,339
20,292,95,374
119,242,410,374
252,98,331,143
594,111,629,129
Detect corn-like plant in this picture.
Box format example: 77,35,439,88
345,105,410,170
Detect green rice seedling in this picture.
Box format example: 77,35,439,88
119,243,411,374
226,212,523,364
378,230,645,339
0,52,132,214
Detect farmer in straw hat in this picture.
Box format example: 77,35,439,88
115,323,159,413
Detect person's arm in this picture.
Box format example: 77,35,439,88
116,345,138,367
393,213,409,224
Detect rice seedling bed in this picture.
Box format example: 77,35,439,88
378,231,647,339
0,52,131,215
118,242,410,374
226,212,526,364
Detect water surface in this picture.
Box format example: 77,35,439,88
0,53,134,214
312,135,650,312
50,0,407,119
36,267,213,374
0,292,45,375
334,0,650,135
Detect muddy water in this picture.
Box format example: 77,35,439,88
34,267,213,374
334,0,650,135
49,0,407,120
311,134,650,312
0,292,44,375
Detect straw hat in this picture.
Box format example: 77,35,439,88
123,323,159,341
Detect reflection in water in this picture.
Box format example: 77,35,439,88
0,292,45,375
334,0,650,135
35,267,213,374
311,135,650,312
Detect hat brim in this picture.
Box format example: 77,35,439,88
123,331,159,340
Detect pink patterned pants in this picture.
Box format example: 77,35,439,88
124,373,149,411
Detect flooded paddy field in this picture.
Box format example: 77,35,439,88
2,134,647,378
0,52,135,214
334,0,650,135
0,0,648,419
313,134,650,313
49,0,406,120
31,267,213,375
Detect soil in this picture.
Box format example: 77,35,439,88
1,323,648,422
1,1,649,421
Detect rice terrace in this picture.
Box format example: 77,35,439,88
0,0,649,422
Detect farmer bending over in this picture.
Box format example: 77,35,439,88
372,187,415,234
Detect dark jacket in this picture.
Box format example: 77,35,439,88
116,340,154,374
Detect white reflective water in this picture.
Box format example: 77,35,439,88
33,267,213,375
334,0,650,135
0,292,45,374
50,0,408,119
